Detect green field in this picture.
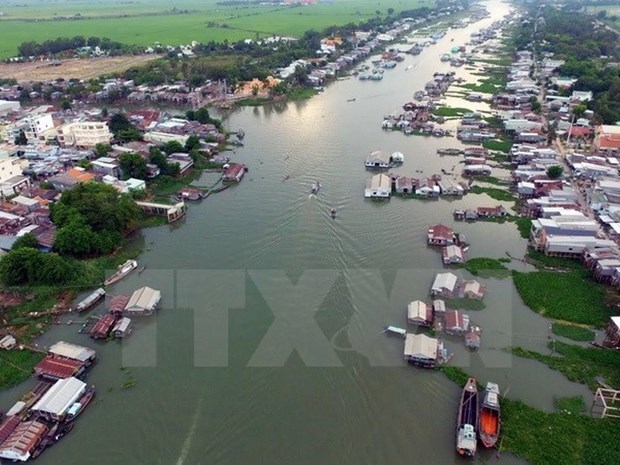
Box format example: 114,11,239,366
0,0,432,58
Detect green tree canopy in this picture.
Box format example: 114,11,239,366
51,182,139,234
119,152,148,180
12,233,39,251
0,247,76,286
547,165,564,179
185,135,201,152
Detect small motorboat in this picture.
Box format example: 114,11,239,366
311,181,320,194
331,208,337,218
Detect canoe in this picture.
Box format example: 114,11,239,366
479,382,500,448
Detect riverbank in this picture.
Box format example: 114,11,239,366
441,366,620,465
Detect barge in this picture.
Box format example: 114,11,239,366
73,288,106,313
456,377,479,457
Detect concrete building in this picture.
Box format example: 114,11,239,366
0,158,25,185
57,121,112,148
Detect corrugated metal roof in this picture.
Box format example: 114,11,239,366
0,420,47,461
432,272,458,292
48,341,95,362
126,286,161,313
32,377,86,417
404,334,437,359
35,355,81,379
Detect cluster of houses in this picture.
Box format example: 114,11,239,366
0,340,96,462
0,101,246,250
399,270,485,368
427,224,468,265
83,286,161,340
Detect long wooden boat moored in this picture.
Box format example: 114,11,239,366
479,382,500,448
73,288,106,313
456,377,478,457
103,259,137,286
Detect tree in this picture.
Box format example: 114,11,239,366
387,7,395,15
94,143,112,158
119,152,147,180
572,103,587,119
547,165,564,179
0,247,76,286
194,107,212,124
184,135,201,152
54,223,101,257
61,100,72,110
115,127,143,143
108,112,132,134
12,233,39,251
14,130,28,146
161,140,184,155
51,182,138,234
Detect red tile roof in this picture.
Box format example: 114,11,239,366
0,416,21,445
108,295,130,314
599,134,620,150
428,224,453,240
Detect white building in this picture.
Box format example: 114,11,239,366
0,158,25,185
124,286,161,315
364,174,391,198
0,100,20,116
431,272,458,297
31,377,86,421
57,121,112,148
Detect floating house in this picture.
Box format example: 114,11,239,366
365,150,391,169
31,377,86,421
222,163,247,182
34,355,83,380
90,314,117,339
48,341,96,364
407,300,434,326
444,310,470,335
108,295,130,316
0,420,47,462
461,280,485,300
427,224,455,246
364,173,391,199
112,317,132,338
443,245,465,264
124,286,161,316
403,333,442,368
430,272,459,298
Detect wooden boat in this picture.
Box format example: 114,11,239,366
311,181,320,194
479,382,500,448
73,288,105,313
384,325,407,337
103,259,137,286
65,385,96,423
456,377,478,457
331,208,337,218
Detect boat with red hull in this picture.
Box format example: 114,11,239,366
479,382,501,448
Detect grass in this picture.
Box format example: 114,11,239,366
554,395,586,414
286,87,318,101
512,270,615,327
460,257,510,278
527,249,584,270
149,169,203,197
474,175,506,186
0,0,429,58
445,298,486,311
512,342,620,390
468,185,515,201
0,349,44,390
442,366,620,465
136,214,169,229
483,138,513,153
432,106,473,117
552,323,596,342
515,216,532,239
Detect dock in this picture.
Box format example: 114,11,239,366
136,200,186,223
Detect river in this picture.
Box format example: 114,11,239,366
3,2,593,464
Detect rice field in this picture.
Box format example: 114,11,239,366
0,0,432,58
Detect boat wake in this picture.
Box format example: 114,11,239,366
175,393,204,465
